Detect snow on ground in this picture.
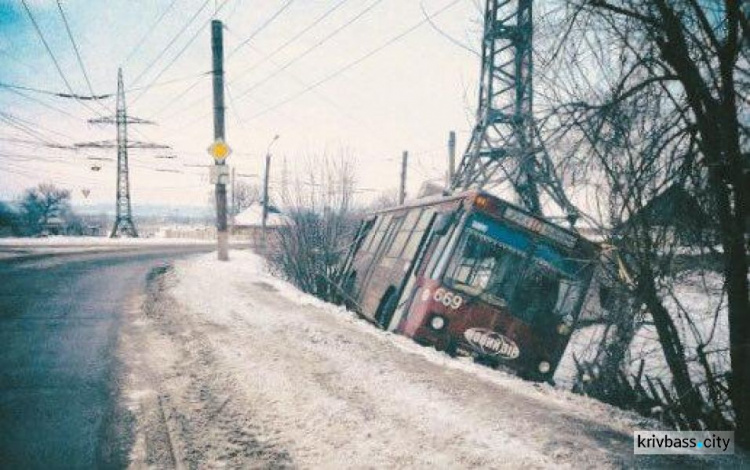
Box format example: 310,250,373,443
0,236,226,260
119,249,741,469
0,236,215,247
558,270,731,394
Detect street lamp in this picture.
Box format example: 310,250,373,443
261,135,280,235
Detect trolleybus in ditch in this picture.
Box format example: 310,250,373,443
340,191,600,380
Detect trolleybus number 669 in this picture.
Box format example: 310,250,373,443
433,288,463,310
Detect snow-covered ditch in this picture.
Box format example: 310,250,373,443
126,248,721,468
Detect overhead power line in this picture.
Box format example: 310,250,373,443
0,81,112,100
130,0,213,87
233,0,384,97
123,0,182,66
226,0,297,60
0,113,69,148
20,0,108,120
56,0,101,107
230,0,352,84
20,0,78,100
243,0,463,121
166,0,384,122
130,0,233,104
154,0,303,118
2,87,83,122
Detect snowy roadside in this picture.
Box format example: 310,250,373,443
0,236,233,260
119,250,745,469
0,236,217,246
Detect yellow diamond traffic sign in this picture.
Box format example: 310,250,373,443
207,138,232,161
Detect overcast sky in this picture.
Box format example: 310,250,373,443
0,0,490,209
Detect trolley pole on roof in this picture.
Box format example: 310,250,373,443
399,150,408,205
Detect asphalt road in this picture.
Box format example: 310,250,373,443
0,247,212,469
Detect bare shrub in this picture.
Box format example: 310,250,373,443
268,151,361,303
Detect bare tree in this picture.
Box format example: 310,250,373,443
19,183,72,236
233,180,260,215
270,151,360,302
535,0,748,443
366,189,400,212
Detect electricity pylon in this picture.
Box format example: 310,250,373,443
451,0,577,223
77,68,169,237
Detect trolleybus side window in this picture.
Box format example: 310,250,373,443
386,209,421,259
361,217,382,253
401,209,434,262
368,214,392,253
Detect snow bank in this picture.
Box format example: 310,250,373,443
166,250,666,468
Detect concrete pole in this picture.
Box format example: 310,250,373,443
230,166,236,224
399,150,408,205
447,131,456,188
212,19,229,261
262,151,271,234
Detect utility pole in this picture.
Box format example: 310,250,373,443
262,151,271,234
261,135,279,235
230,166,236,221
211,19,229,261
399,150,408,205
447,131,456,188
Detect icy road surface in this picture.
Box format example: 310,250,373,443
120,251,741,469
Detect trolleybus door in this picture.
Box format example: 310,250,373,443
359,215,403,315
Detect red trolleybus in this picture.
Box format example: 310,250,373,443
341,191,600,380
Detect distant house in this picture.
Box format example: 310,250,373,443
232,203,289,248
619,185,716,246
41,216,66,236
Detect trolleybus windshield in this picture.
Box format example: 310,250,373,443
443,213,588,327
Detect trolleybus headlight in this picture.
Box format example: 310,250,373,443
556,323,571,336
538,361,551,374
429,315,446,331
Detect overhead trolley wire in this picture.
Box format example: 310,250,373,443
232,0,385,101
154,0,302,118
166,0,385,125
130,0,213,87
242,0,463,121
122,0,182,66
226,0,297,60
130,0,234,105
231,0,351,81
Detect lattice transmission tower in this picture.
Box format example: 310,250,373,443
451,0,576,223
77,68,169,237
